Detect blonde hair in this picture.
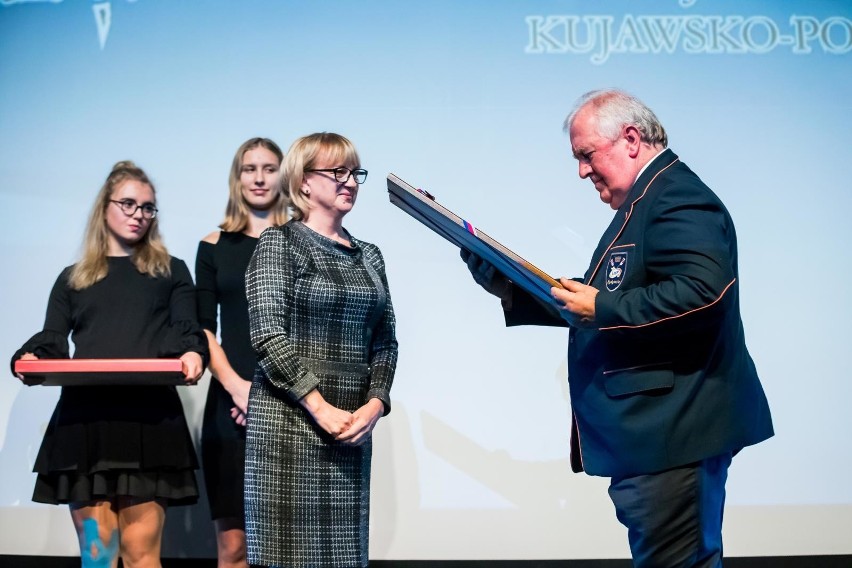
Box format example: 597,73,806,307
283,133,360,221
219,137,288,232
68,161,171,290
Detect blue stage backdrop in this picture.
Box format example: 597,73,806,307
1,0,850,560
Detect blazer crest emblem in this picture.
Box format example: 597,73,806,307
606,251,628,291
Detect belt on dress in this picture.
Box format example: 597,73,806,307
299,357,370,377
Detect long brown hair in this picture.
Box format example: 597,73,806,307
68,161,171,290
219,137,288,232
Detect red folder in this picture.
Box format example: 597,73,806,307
14,358,186,386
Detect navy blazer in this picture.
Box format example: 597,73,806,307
506,149,773,478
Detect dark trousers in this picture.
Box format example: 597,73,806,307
608,452,733,568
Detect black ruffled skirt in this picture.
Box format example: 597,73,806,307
32,384,199,506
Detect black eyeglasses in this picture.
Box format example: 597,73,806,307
305,167,368,185
110,199,158,219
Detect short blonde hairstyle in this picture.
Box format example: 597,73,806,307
283,133,361,221
220,137,288,232
69,161,171,290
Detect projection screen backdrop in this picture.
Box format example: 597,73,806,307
1,0,850,560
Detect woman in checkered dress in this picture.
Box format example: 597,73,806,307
244,133,398,567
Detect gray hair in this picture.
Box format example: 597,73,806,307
564,89,668,147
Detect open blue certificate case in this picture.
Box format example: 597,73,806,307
387,173,563,306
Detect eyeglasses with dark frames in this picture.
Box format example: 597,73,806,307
305,167,368,185
110,199,158,219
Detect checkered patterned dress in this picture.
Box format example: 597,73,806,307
244,220,397,567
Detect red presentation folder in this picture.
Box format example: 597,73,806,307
14,358,186,386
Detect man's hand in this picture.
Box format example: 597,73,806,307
551,278,599,327
460,249,511,300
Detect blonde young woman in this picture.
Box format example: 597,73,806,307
11,161,208,568
194,138,286,568
244,132,398,567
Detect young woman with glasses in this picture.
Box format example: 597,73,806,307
11,160,208,567
194,138,287,568
244,132,398,567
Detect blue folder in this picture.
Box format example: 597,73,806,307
387,173,562,306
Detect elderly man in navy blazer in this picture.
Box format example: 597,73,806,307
463,89,773,567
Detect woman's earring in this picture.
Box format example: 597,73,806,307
302,189,310,196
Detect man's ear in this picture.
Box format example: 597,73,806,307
623,125,642,158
